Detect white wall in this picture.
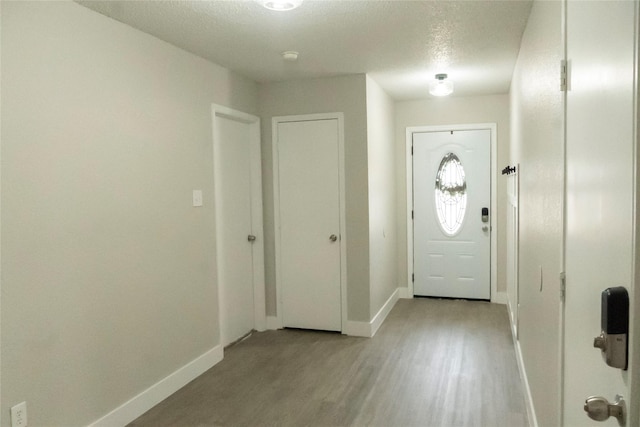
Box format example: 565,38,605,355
258,75,371,322
1,1,257,425
365,76,397,318
509,1,564,426
395,95,510,294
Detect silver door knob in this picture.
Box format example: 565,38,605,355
329,234,338,242
584,395,626,424
247,235,256,242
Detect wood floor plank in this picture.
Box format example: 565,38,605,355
128,298,528,427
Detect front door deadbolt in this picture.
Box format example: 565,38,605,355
584,395,626,425
593,287,629,370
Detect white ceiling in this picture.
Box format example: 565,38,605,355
77,0,533,101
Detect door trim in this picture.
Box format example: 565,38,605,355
506,165,520,337
272,113,347,332
211,104,266,343
406,123,499,302
632,3,640,423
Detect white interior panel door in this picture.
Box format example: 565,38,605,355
215,115,255,347
413,130,491,300
563,1,636,425
276,119,342,331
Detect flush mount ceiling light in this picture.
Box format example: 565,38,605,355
429,73,454,97
261,0,303,11
282,51,299,61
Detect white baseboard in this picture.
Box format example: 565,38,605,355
88,345,223,427
344,320,372,337
507,301,538,427
398,286,413,299
268,287,400,338
266,316,281,330
344,288,400,338
370,288,399,336
492,291,508,305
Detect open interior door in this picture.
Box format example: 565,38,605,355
563,1,637,426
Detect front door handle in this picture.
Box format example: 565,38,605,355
329,234,338,242
584,395,626,425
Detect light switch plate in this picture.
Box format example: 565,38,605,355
192,190,203,207
11,401,27,427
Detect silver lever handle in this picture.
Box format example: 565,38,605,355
248,235,256,242
329,234,338,242
584,395,626,425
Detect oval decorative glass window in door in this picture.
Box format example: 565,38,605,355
435,153,467,235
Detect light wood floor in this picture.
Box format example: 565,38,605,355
128,298,528,427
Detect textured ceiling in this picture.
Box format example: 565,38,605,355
77,0,533,100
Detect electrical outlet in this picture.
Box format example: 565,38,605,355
11,401,27,427
192,190,203,207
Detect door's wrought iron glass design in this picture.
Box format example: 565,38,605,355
434,153,467,235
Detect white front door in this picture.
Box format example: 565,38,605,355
274,116,343,332
413,129,491,300
213,106,265,347
563,1,636,425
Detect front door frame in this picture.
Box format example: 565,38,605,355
272,112,347,332
212,103,266,344
406,123,499,302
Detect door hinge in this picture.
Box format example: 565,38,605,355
412,273,414,283
411,146,414,155
412,210,414,220
560,59,569,92
560,271,566,301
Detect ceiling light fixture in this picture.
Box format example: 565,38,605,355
282,51,299,61
261,0,303,11
429,73,454,97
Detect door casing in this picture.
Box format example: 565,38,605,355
506,167,520,338
405,123,499,302
212,104,266,344
272,112,348,331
